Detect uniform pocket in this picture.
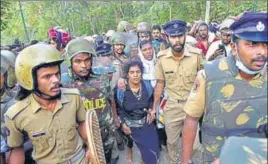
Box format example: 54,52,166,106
30,132,55,157
165,71,177,85
184,72,197,84
65,127,79,148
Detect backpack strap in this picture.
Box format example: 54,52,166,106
116,87,125,106
143,80,153,98
116,80,153,106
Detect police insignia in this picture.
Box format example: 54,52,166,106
173,24,179,29
2,127,10,137
256,21,265,32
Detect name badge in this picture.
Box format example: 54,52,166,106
165,71,174,74
32,131,46,138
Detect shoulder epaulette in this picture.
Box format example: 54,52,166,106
4,100,29,120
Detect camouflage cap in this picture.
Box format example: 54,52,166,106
117,21,134,32
137,22,152,33
111,32,126,45
65,38,96,60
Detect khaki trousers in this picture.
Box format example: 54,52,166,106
164,99,200,164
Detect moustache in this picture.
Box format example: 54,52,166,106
50,84,60,90
251,56,267,63
174,43,184,47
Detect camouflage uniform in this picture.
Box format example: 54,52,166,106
110,32,131,89
128,22,157,59
1,91,14,154
184,12,268,163
219,137,267,164
1,50,17,156
62,73,116,162
62,38,116,163
1,50,35,164
202,56,267,162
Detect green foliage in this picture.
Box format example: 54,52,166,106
1,1,267,45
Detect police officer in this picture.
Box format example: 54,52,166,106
0,50,16,95
1,50,17,163
62,38,118,164
137,22,152,42
117,21,135,33
4,44,90,164
1,50,36,164
153,20,203,164
128,22,153,58
182,12,267,164
110,32,132,89
96,42,113,57
95,42,116,81
95,42,124,163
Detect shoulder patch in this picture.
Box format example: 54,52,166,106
4,100,29,120
61,88,80,95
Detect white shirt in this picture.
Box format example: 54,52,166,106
206,40,231,60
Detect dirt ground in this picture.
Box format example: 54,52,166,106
117,137,203,164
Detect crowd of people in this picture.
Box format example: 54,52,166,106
1,11,267,164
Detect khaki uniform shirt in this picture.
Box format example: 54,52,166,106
4,88,86,164
1,92,8,124
155,44,203,101
184,69,266,118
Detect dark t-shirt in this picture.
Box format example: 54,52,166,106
114,81,153,122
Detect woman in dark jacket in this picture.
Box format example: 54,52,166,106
114,60,160,164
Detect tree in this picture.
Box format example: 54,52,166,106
1,1,267,45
